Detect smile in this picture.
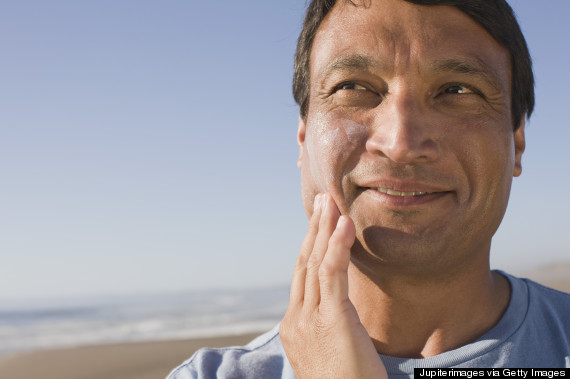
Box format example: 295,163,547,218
361,186,452,208
376,188,431,196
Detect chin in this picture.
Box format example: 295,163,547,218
357,225,455,267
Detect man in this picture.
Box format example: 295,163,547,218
168,0,570,377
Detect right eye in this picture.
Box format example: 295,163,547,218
337,82,368,91
331,81,381,109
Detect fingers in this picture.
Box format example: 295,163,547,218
282,197,386,379
289,192,354,310
304,194,340,307
289,193,324,306
319,215,356,305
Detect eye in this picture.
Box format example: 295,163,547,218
330,81,382,109
444,84,475,95
337,82,368,91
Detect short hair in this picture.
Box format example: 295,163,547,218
292,0,534,130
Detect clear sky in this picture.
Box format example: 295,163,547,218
1,0,569,301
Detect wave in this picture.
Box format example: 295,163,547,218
0,286,289,356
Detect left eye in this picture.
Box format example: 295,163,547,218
444,85,472,94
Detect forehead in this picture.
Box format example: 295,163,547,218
310,0,510,86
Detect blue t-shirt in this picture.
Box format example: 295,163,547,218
167,272,570,378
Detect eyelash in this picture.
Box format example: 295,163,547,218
332,81,484,100
333,81,376,94
442,83,482,97
338,82,365,90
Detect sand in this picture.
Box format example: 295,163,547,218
0,333,259,379
1,270,567,379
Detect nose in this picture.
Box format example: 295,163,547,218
366,89,439,164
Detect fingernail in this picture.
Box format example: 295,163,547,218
321,193,328,212
313,194,322,212
337,215,347,229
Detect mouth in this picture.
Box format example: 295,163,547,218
359,186,453,207
375,187,432,197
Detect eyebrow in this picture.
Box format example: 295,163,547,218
429,58,503,91
319,54,504,92
327,54,378,72
320,53,380,83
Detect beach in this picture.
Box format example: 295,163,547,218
0,286,289,379
1,267,567,379
0,332,259,379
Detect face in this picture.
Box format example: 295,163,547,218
297,0,526,272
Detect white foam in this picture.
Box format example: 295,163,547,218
0,287,289,356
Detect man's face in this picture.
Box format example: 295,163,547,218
297,0,525,271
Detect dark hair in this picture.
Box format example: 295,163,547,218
293,0,534,130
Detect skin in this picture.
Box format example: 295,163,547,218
280,0,526,376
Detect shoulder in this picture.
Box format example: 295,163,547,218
166,325,294,379
504,272,570,338
501,271,570,305
521,275,570,317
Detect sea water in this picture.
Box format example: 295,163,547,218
0,286,289,356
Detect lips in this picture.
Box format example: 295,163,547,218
359,187,451,208
375,187,430,196
358,179,452,195
355,178,454,207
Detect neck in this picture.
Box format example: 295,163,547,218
347,254,511,358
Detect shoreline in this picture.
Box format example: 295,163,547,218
0,332,261,379
1,272,567,379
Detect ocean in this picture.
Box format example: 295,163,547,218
0,286,289,357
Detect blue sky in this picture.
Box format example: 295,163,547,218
1,0,569,301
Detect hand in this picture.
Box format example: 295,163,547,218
280,193,387,379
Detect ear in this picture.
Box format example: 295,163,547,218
297,116,307,169
513,118,526,177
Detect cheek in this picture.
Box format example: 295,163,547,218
448,112,514,185
304,114,368,192
484,134,515,212
470,130,513,187
456,119,515,227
